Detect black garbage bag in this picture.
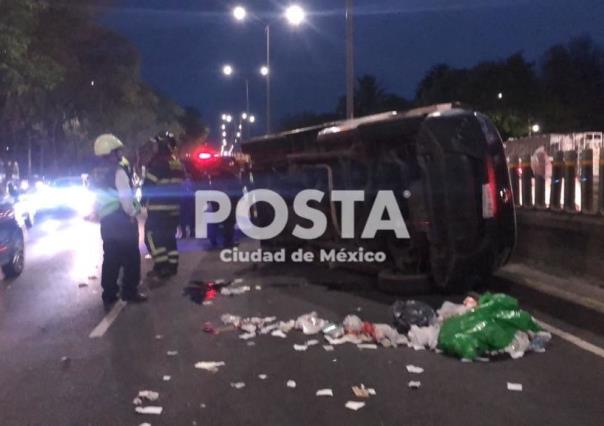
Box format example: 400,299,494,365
392,300,436,333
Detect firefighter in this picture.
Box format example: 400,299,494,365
92,134,147,309
143,132,185,278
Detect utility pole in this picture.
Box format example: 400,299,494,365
346,0,355,119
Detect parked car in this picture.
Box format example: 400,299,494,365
0,202,25,278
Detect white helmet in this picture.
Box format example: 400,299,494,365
94,134,124,156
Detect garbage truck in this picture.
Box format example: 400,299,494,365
241,104,516,292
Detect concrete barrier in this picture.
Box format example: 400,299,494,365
513,209,604,284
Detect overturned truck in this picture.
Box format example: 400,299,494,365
241,104,516,292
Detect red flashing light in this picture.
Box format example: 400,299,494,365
198,152,213,161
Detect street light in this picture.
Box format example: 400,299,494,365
232,5,306,134
249,115,256,123
498,92,503,100
242,112,248,120
233,6,247,21
285,5,306,26
532,124,541,134
222,64,234,76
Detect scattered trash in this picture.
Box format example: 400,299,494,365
406,365,424,374
194,361,226,373
357,343,378,350
221,314,241,327
345,401,365,411
78,283,88,288
202,300,213,306
507,382,523,392
139,423,151,426
155,335,163,340
528,331,552,353
306,339,319,346
392,300,436,333
200,403,206,409
296,312,328,335
233,278,244,284
505,331,531,359
437,301,473,322
239,332,256,340
323,345,334,352
293,344,308,351
230,382,246,389
133,397,142,406
203,322,217,335
343,315,363,334
271,330,287,339
137,391,159,402
166,351,178,357
286,380,296,388
408,381,421,390
247,341,256,346
407,324,439,350
221,286,251,296
352,386,371,398
255,285,262,291
316,389,334,397
438,293,543,360
135,406,163,415
162,375,171,382
258,374,268,380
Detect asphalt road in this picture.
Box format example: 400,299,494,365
1,217,603,426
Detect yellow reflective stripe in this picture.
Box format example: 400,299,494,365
146,173,159,183
168,259,179,264
154,255,169,263
157,178,184,184
146,232,158,254
148,205,180,211
168,251,179,256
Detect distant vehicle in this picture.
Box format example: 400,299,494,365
33,175,95,218
6,181,36,228
0,203,25,278
242,104,516,292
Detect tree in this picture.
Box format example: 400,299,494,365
336,74,411,117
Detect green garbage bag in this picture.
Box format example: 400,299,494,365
437,292,541,360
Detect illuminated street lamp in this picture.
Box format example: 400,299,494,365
249,115,256,123
222,64,234,76
498,92,503,100
233,5,247,21
532,124,541,134
285,5,306,26
232,5,306,133
242,112,248,120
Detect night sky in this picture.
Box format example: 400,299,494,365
102,0,604,134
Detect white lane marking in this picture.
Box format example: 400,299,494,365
89,301,127,338
536,319,604,359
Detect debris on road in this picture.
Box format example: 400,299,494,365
137,391,159,402
155,335,163,340
357,343,378,350
392,300,436,333
135,406,163,415
258,374,268,380
306,339,320,346
162,375,171,382
221,286,251,296
345,401,365,411
166,350,178,357
194,361,226,373
247,341,256,346
286,380,296,388
230,382,246,389
407,324,439,350
406,365,424,374
293,344,308,351
323,345,334,352
139,423,151,426
507,382,523,392
60,356,71,369
271,330,287,338
352,385,375,398
437,293,545,360
316,389,334,397
296,312,328,335
408,381,421,390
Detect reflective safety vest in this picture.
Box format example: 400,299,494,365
91,163,138,220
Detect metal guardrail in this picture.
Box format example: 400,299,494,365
508,149,604,214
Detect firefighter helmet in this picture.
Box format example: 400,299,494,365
94,134,124,156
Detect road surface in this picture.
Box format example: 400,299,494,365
0,217,603,425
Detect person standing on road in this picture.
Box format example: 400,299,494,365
142,132,185,278
92,134,147,309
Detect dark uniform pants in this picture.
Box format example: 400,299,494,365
100,215,141,302
145,210,180,273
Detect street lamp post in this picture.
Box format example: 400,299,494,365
232,5,306,134
346,0,354,119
